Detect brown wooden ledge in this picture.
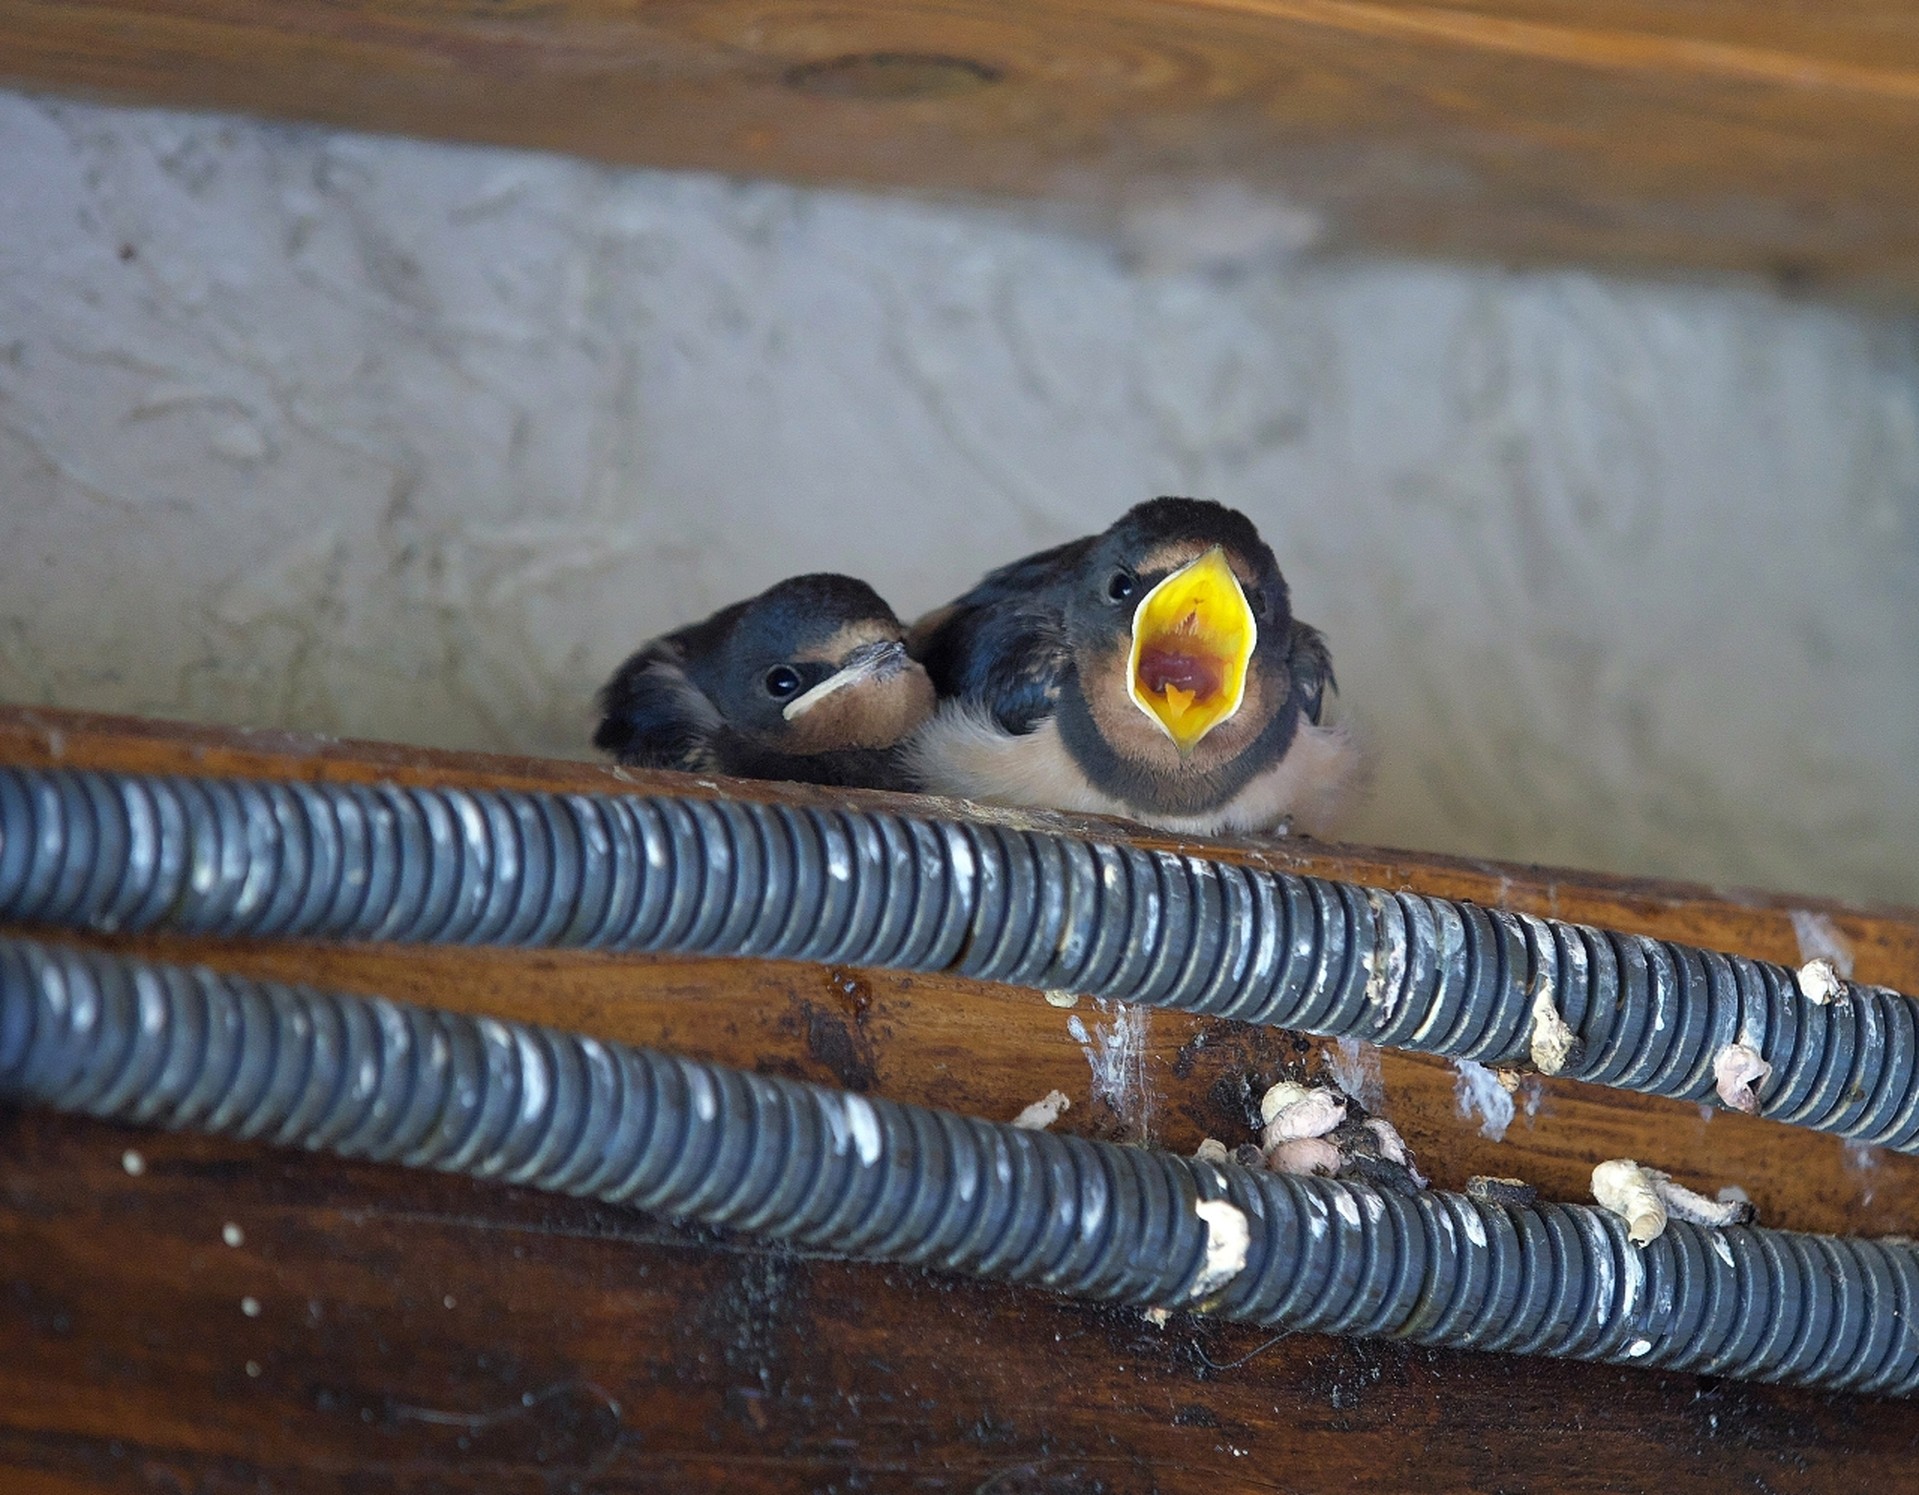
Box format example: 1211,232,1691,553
8,1,1919,291
3,704,1918,1491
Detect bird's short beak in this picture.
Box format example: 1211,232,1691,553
1126,547,1257,753
782,639,908,720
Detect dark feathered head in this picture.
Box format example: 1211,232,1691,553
680,573,935,753
1060,497,1292,763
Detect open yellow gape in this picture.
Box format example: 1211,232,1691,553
1125,546,1257,754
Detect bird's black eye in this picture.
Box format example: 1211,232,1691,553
763,665,802,700
1106,569,1137,603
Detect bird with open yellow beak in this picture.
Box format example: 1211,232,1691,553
906,497,1360,837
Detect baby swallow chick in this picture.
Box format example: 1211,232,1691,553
907,497,1359,836
594,574,935,790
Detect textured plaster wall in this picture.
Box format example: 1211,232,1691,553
3,91,1917,905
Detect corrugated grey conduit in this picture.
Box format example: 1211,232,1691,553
3,934,1915,1397
0,766,1912,1150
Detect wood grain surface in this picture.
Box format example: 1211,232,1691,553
3,704,1919,1490
5,1,1919,291
7,1109,1916,1495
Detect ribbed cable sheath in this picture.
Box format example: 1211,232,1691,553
2,935,1914,1397
0,767,1914,1149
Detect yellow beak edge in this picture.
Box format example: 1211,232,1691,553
1125,546,1258,754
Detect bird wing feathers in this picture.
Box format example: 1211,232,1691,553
1286,620,1336,726
908,537,1090,736
592,640,724,772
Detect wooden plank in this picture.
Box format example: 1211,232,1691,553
4,1113,1917,1493
4,705,1919,1489
3,703,1917,1237
6,1105,1914,1495
6,0,1919,291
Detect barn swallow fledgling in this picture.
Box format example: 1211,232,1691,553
594,574,936,790
907,497,1359,836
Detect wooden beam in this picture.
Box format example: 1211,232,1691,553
3,705,1919,1489
8,1108,1919,1495
5,1,1919,291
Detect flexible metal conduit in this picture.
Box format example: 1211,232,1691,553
2,935,1913,1398
0,766,1912,1152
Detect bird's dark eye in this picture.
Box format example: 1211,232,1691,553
763,665,802,700
1106,569,1137,603
1251,589,1273,621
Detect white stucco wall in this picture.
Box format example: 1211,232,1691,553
2,91,1915,904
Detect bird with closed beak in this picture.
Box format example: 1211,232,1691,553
595,573,935,790
907,497,1359,836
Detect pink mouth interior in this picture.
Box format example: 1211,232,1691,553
1137,646,1224,702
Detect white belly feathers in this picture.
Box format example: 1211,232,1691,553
907,704,1362,838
